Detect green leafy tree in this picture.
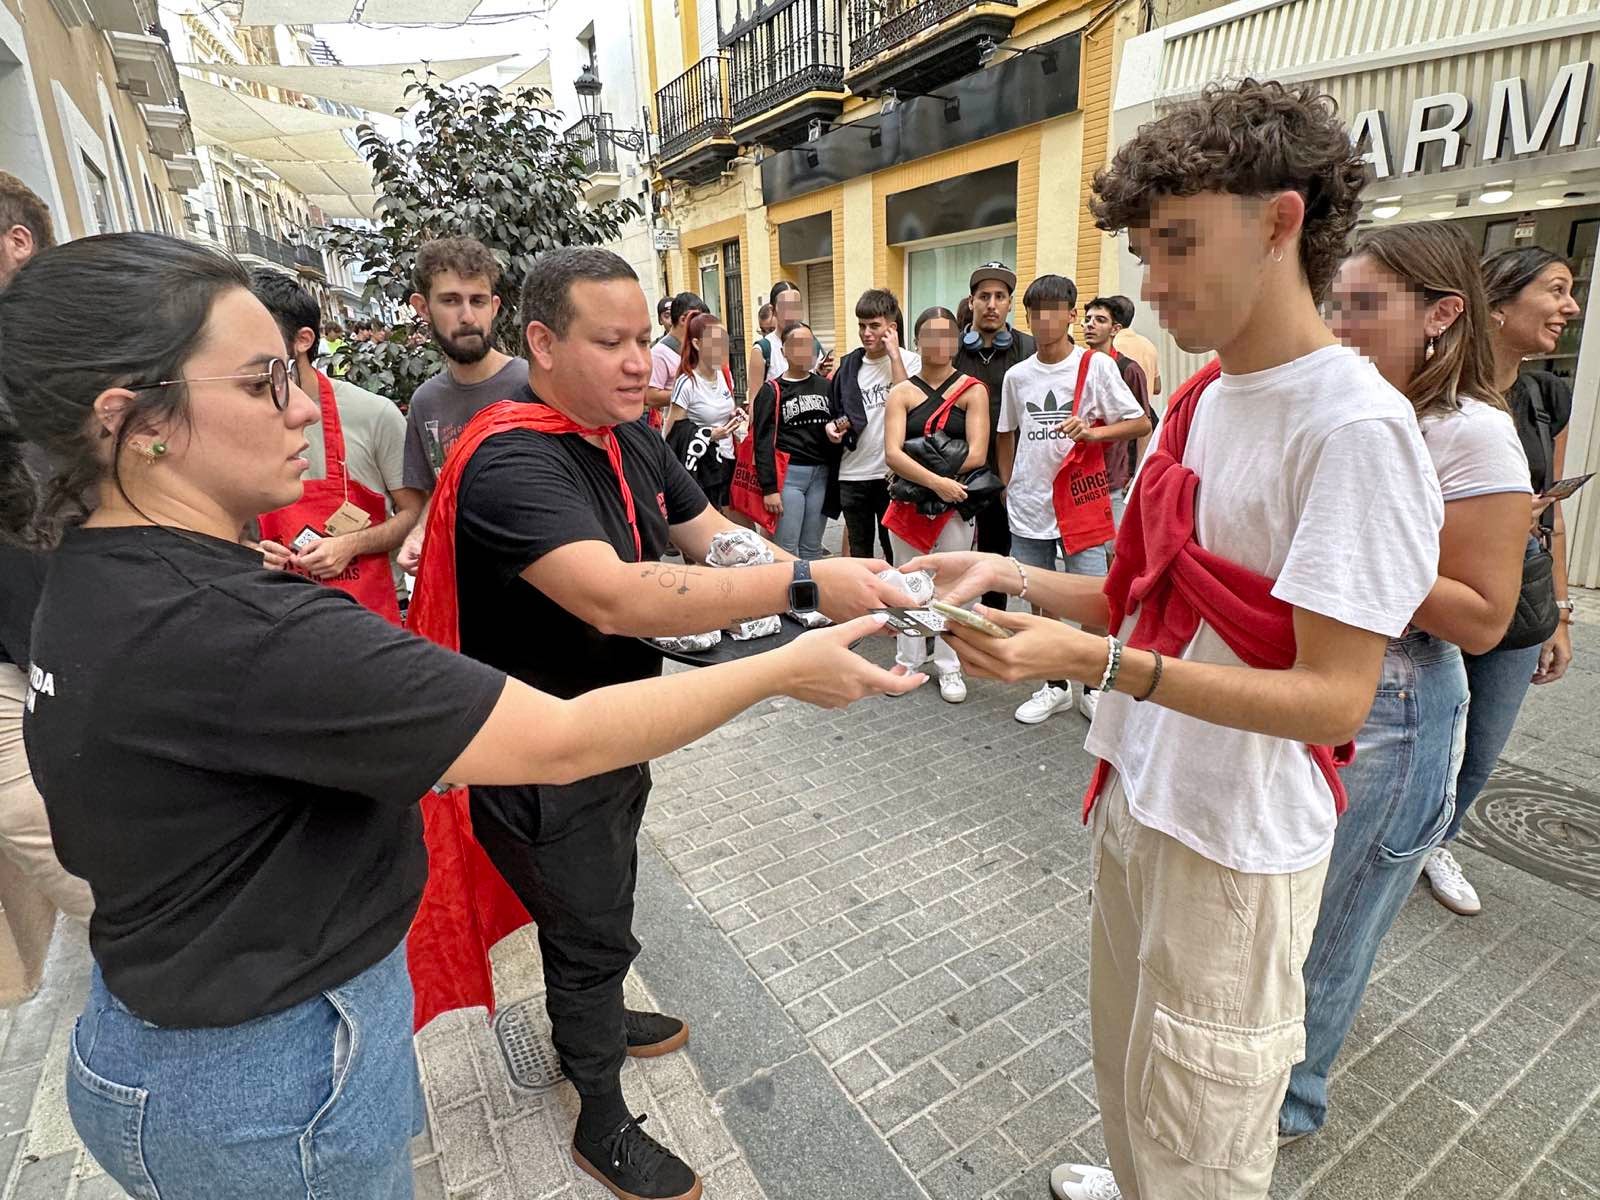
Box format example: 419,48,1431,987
324,74,639,407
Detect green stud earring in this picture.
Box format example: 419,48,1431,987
140,441,167,463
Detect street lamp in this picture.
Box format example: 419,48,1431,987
572,65,650,155
977,35,1060,74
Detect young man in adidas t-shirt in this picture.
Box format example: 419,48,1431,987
911,81,1443,1200
997,274,1147,726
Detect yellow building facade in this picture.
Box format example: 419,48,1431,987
637,0,1141,393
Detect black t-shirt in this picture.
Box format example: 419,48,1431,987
752,372,838,489
454,389,709,699
956,330,1036,466
23,526,505,1027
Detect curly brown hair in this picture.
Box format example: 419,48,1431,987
1091,79,1368,301
412,235,502,299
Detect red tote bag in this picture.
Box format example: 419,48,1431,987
730,380,785,534
1051,350,1116,555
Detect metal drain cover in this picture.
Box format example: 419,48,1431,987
494,998,566,1090
1460,763,1600,901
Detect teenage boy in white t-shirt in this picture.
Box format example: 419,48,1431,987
834,288,921,561
997,274,1148,726
908,79,1443,1200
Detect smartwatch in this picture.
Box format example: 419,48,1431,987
788,560,821,613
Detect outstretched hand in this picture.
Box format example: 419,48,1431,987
781,616,928,707
900,551,1020,609
942,605,1106,685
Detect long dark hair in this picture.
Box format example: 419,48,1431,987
679,311,724,377
0,232,251,546
1482,246,1572,310
1353,224,1502,419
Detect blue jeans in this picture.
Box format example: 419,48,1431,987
776,462,829,560
67,941,422,1199
1448,640,1541,842
1010,534,1110,579
1280,633,1469,1136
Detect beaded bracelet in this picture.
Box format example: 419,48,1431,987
1099,635,1124,693
1009,556,1029,601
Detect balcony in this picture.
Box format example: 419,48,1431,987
87,0,157,35
726,0,846,151
225,225,296,269
846,0,1018,98
138,102,191,158
107,31,181,107
565,113,623,202
293,241,327,277
654,55,738,185
164,153,204,190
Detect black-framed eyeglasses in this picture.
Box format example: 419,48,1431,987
128,357,294,412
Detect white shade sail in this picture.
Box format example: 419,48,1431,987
306,193,378,220
183,76,364,145
238,0,485,23
179,55,510,114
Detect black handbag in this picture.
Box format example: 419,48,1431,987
1497,532,1560,651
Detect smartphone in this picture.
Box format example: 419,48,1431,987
928,599,1015,639
875,608,947,637
1542,473,1595,502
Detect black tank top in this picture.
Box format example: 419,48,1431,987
904,374,971,442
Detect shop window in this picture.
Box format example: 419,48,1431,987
906,231,1018,325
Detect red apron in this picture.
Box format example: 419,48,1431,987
1051,349,1116,555
258,369,401,623
882,375,979,554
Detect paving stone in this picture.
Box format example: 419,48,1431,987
434,1098,502,1188
928,1069,1029,1144
862,1061,958,1133
1345,1030,1443,1100
785,993,837,1035
9,1150,76,1200
834,1050,890,1098
944,975,1028,1032
0,1063,45,1136
1460,1095,1560,1166
1370,1082,1473,1158
874,1009,965,1073
919,1128,1026,1200
1516,1162,1600,1200
74,1176,135,1200
936,1021,1026,1087
834,923,914,971
1557,1109,1600,1189
891,930,970,980
766,953,845,1005
1430,1041,1521,1111
810,1002,897,1064
999,1079,1096,1154
887,1115,955,1173
881,966,966,1025
823,959,907,1016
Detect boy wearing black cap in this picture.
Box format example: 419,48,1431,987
955,261,1035,606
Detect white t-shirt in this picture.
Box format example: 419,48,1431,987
670,370,738,459
840,349,922,482
1085,344,1443,875
997,348,1144,540
1418,396,1531,501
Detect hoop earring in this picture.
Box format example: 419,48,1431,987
138,441,167,463
1424,335,1437,362
1270,245,1284,264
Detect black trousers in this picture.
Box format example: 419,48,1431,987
974,500,1013,609
839,478,894,561
470,764,650,1096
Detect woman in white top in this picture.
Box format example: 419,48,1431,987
663,312,743,510
1280,223,1531,1140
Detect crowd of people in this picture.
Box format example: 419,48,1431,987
0,70,1583,1200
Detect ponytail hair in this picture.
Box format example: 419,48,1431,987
0,233,250,546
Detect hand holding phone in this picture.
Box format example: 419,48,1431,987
1542,473,1594,503
928,599,1015,638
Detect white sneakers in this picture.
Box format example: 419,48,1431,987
1422,846,1482,915
1050,1164,1121,1200
1077,687,1099,721
1015,683,1073,724
938,672,968,704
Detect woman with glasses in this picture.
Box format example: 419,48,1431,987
0,233,920,1198
1278,223,1530,1140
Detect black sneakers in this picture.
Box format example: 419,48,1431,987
624,1009,689,1058
572,1114,702,1200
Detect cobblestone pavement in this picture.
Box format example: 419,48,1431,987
3,591,1597,1200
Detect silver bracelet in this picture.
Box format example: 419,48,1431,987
1099,636,1124,693
1010,556,1029,601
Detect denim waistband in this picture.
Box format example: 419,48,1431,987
1385,629,1462,667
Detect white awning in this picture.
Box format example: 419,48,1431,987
183,76,364,145
178,55,509,113
305,193,378,220
237,0,485,23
